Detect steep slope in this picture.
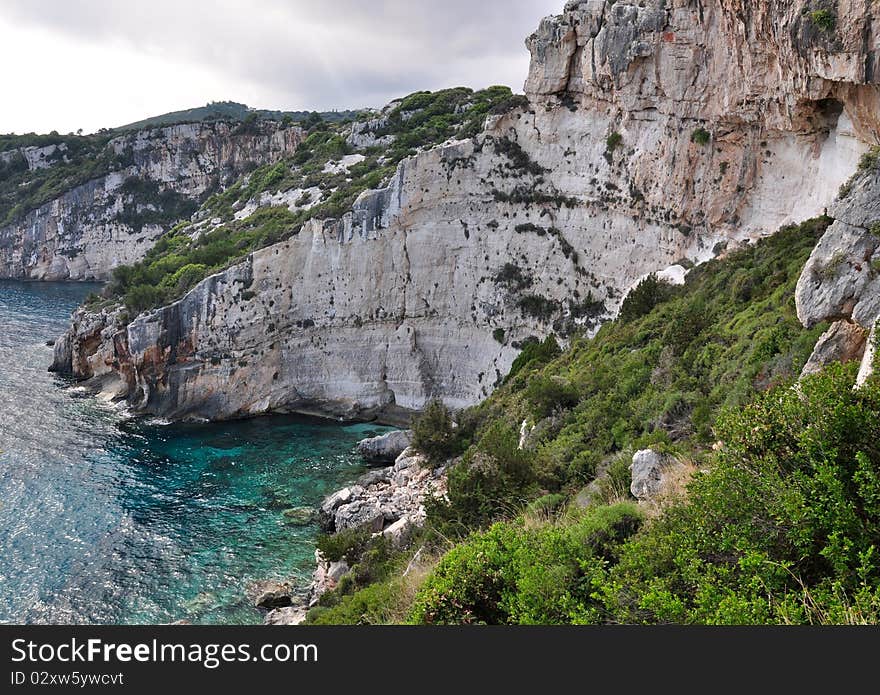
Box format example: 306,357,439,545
0,120,302,280
305,217,878,625
52,0,880,422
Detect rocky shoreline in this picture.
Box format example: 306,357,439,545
253,430,446,626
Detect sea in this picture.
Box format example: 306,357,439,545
0,280,387,624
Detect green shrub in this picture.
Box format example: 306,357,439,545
489,94,530,115
606,132,623,153
315,526,373,563
858,146,880,174
618,274,676,322
492,186,579,208
568,294,604,320
307,580,405,625
506,335,561,381
493,137,546,176
428,421,538,532
412,399,459,464
412,503,644,624
607,363,880,624
494,262,532,291
124,284,167,314
160,263,208,293
412,522,520,624
819,250,846,280
691,128,711,145
525,493,567,517
809,9,836,32
838,146,880,198
517,294,560,320
524,374,579,418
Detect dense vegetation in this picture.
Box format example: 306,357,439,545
103,86,522,315
302,216,880,625
413,362,880,624
114,100,358,132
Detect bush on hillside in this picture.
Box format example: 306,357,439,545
618,274,676,323
427,420,540,533
412,503,645,624
412,400,459,464
606,363,880,624
506,335,561,381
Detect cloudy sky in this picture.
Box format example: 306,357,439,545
0,0,562,135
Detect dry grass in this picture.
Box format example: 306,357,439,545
638,456,700,519
385,545,442,624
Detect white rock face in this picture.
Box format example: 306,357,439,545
631,449,667,501
54,0,880,420
856,322,877,388
794,149,880,383
0,121,302,280
346,113,395,149
323,153,366,174
797,170,880,333
656,265,688,287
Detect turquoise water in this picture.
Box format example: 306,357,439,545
0,281,387,624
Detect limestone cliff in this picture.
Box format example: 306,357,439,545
0,121,302,280
52,0,880,421
796,154,880,383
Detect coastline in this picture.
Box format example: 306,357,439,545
256,434,446,626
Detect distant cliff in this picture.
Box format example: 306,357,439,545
51,0,880,421
0,120,301,280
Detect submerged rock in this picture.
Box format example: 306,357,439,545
282,506,316,526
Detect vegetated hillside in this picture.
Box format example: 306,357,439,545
423,219,830,526
0,118,304,281
114,100,359,132
99,86,522,315
0,132,119,226
304,216,880,625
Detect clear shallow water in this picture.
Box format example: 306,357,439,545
0,281,387,624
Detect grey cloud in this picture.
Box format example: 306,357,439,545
1,0,562,111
